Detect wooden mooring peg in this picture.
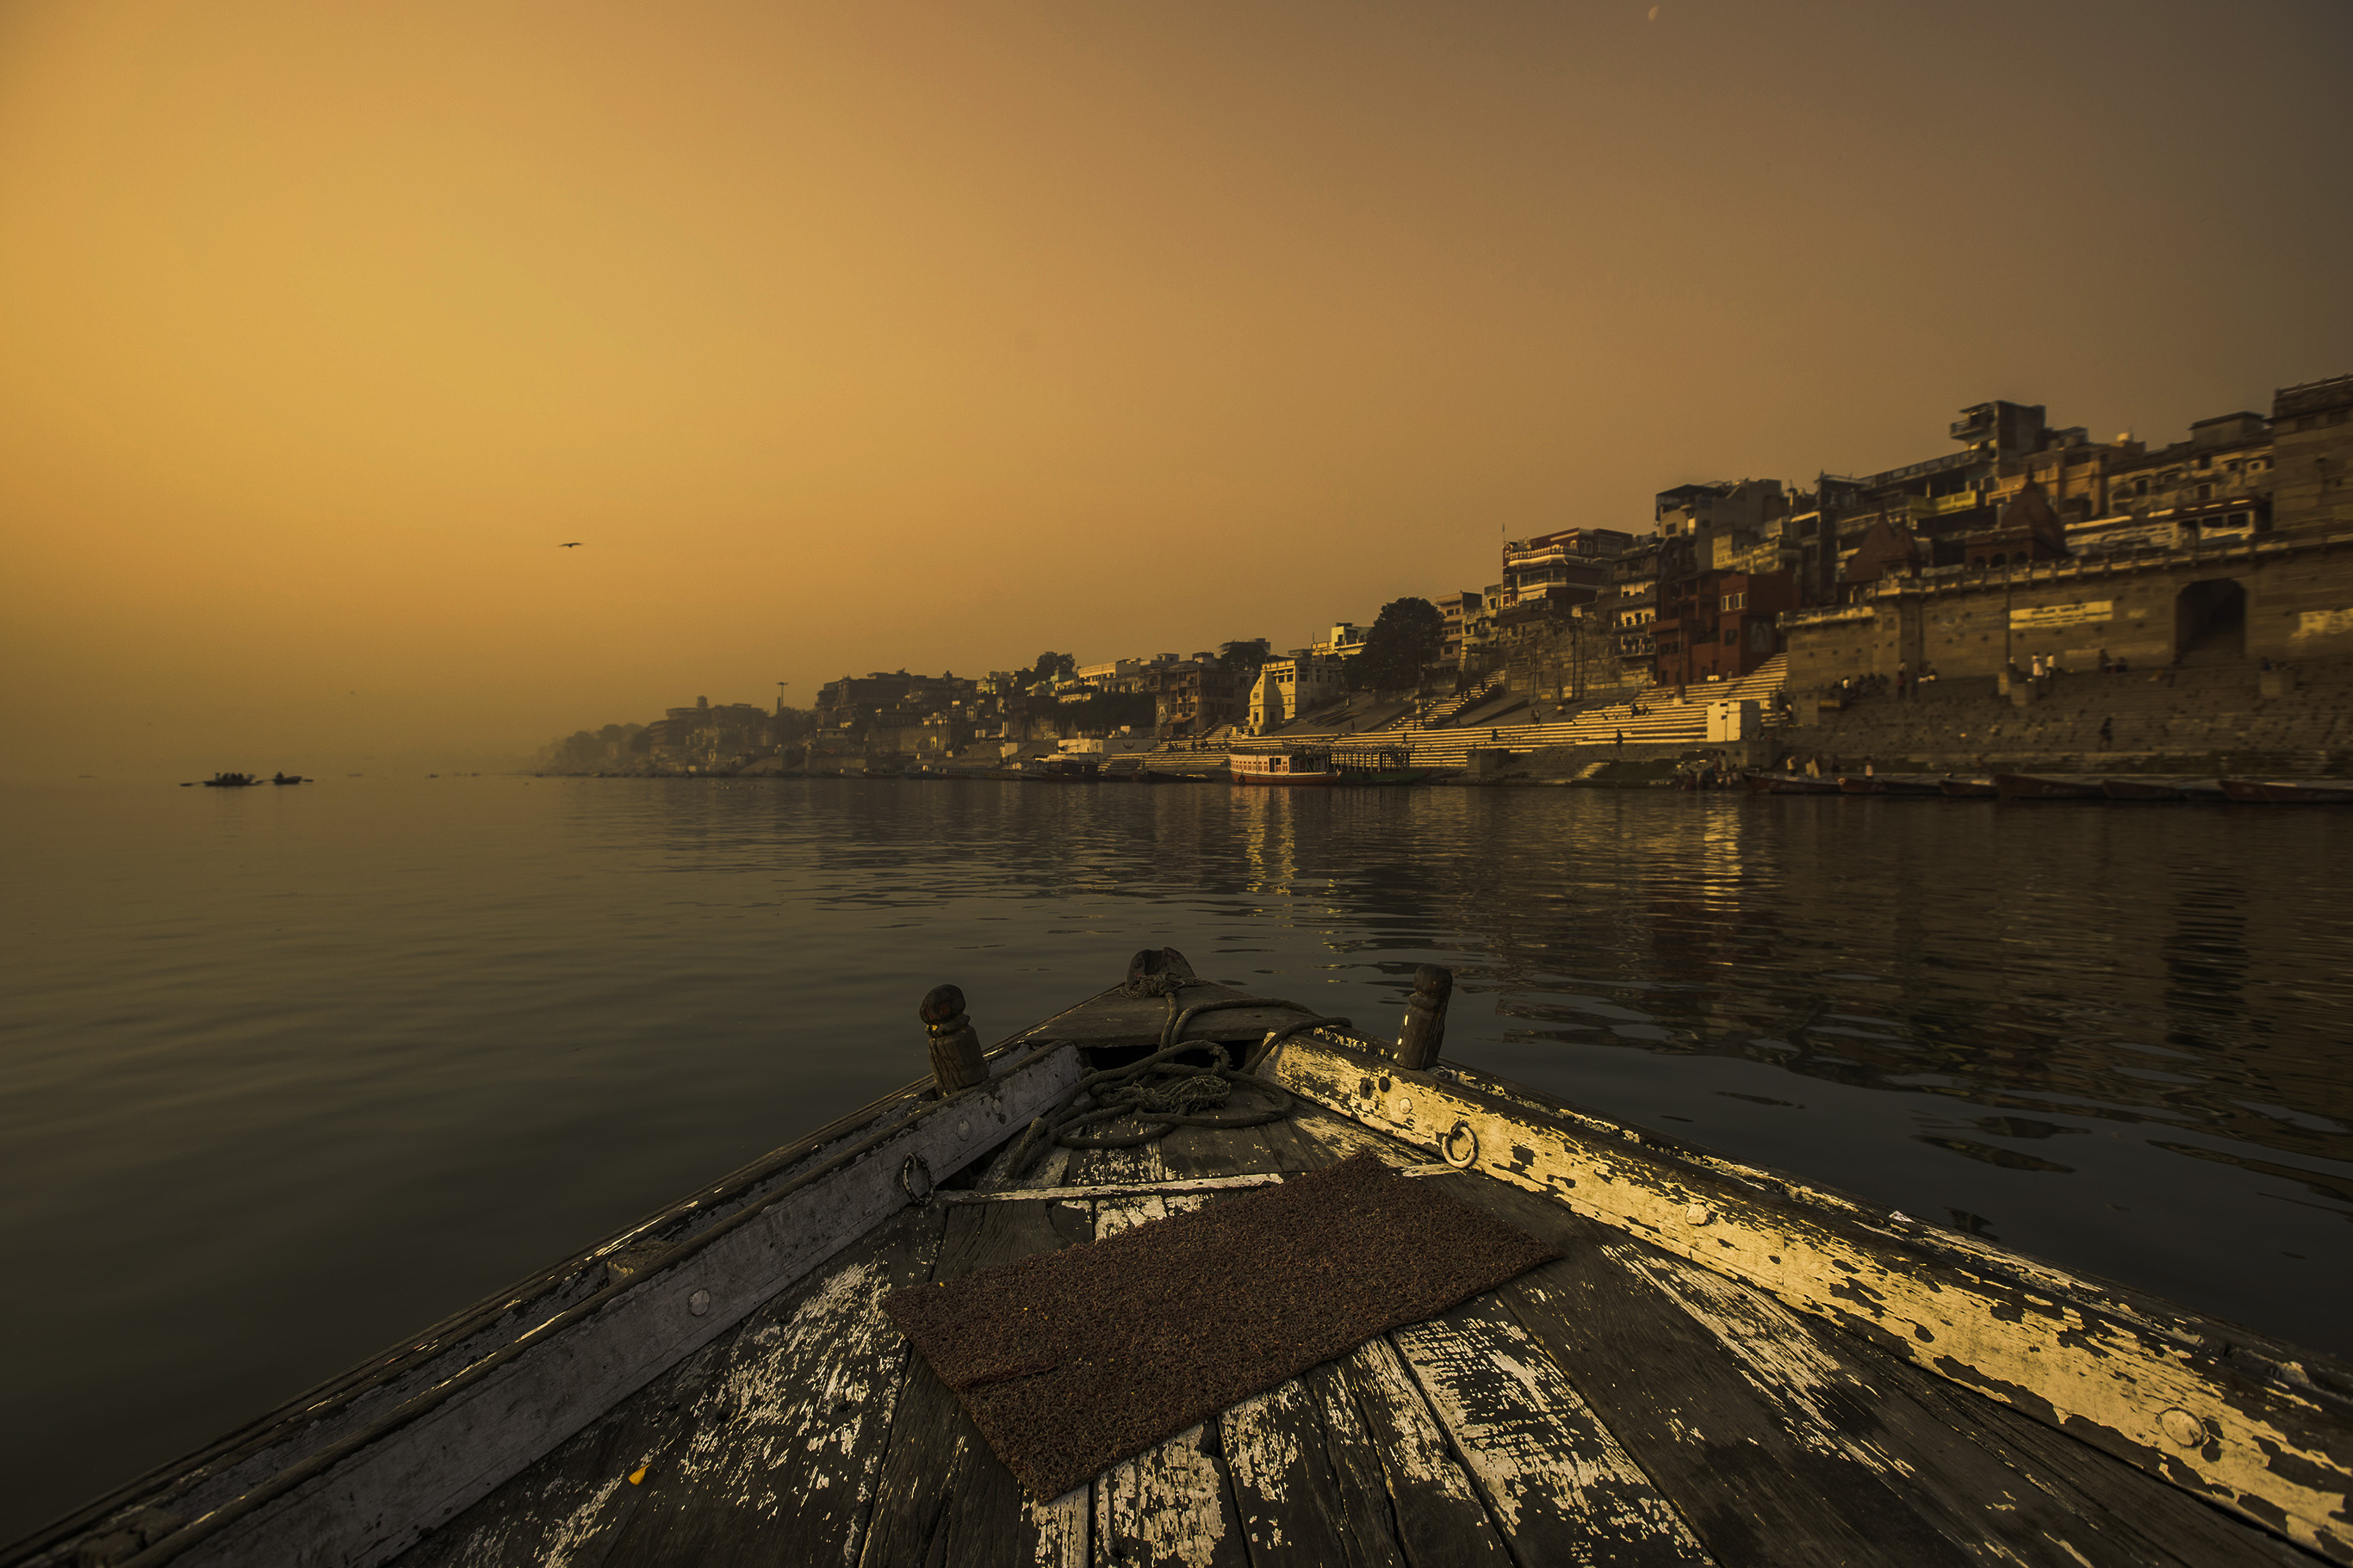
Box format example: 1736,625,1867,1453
921,984,990,1095
1394,964,1452,1070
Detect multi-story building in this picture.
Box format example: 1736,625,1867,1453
1654,569,1800,687
1246,656,1349,733
1604,544,1661,685
1432,591,1483,666
1310,623,1369,660
2272,373,2353,539
1149,660,1245,738
1499,528,1630,610
1460,583,1506,672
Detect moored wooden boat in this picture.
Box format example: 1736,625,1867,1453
1940,775,2000,797
2102,776,2231,803
1229,747,1338,785
2220,778,2353,804
15,957,2350,1568
1837,774,1943,796
1742,771,1841,794
1995,772,2107,800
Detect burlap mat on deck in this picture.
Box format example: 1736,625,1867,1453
885,1149,1558,1499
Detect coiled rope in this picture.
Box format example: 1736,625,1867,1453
1003,991,1349,1175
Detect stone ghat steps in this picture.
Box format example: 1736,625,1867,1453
1395,658,1791,766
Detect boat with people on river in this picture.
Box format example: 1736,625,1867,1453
16,949,2349,1568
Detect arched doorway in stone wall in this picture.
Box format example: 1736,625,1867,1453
2174,578,2246,664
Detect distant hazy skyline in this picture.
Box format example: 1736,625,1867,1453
3,0,2349,774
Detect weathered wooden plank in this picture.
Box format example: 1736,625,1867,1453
1221,1372,1407,1568
1391,1292,1713,1566
1265,1031,2353,1562
1080,1187,1251,1568
856,1153,1097,1568
156,1045,1090,1568
395,1200,943,1568
1327,1339,1514,1568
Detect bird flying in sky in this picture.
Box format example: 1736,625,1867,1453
559,542,583,548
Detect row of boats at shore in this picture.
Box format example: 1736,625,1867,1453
858,744,1437,786
1746,771,2353,803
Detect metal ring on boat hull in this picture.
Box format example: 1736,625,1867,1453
1440,1120,1479,1169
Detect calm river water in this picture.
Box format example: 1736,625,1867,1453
4,775,2350,1538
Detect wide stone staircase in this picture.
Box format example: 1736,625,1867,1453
1394,656,1791,769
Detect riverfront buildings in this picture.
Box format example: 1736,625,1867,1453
551,367,2353,769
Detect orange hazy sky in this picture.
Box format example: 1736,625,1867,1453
3,0,2349,773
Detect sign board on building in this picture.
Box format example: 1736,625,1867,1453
2009,601,2113,630
2294,608,2353,641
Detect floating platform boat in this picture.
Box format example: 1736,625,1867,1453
16,955,2351,1568
1939,775,2001,798
198,773,261,788
1994,773,2108,801
2220,778,2353,804
1229,747,1339,785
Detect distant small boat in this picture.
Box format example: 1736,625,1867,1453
1938,777,2000,798
1994,773,2105,801
1742,772,1840,795
270,772,307,785
201,772,261,788
1027,758,1102,783
1837,775,1941,796
861,765,903,779
2219,778,2353,804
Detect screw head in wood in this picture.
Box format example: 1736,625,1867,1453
687,1289,711,1317
1685,1204,1712,1225
2160,1408,2205,1447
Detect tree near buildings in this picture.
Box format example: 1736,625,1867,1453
1026,651,1077,687
1216,639,1270,679
1350,598,1446,691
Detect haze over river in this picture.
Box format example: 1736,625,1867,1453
5,775,2350,1538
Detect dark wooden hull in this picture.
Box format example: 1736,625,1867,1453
2100,777,2228,803
1743,772,1841,794
1994,773,2105,800
2220,778,2353,804
1939,777,1999,798
1837,776,1942,796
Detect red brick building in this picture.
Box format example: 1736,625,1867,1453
1655,569,1798,687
